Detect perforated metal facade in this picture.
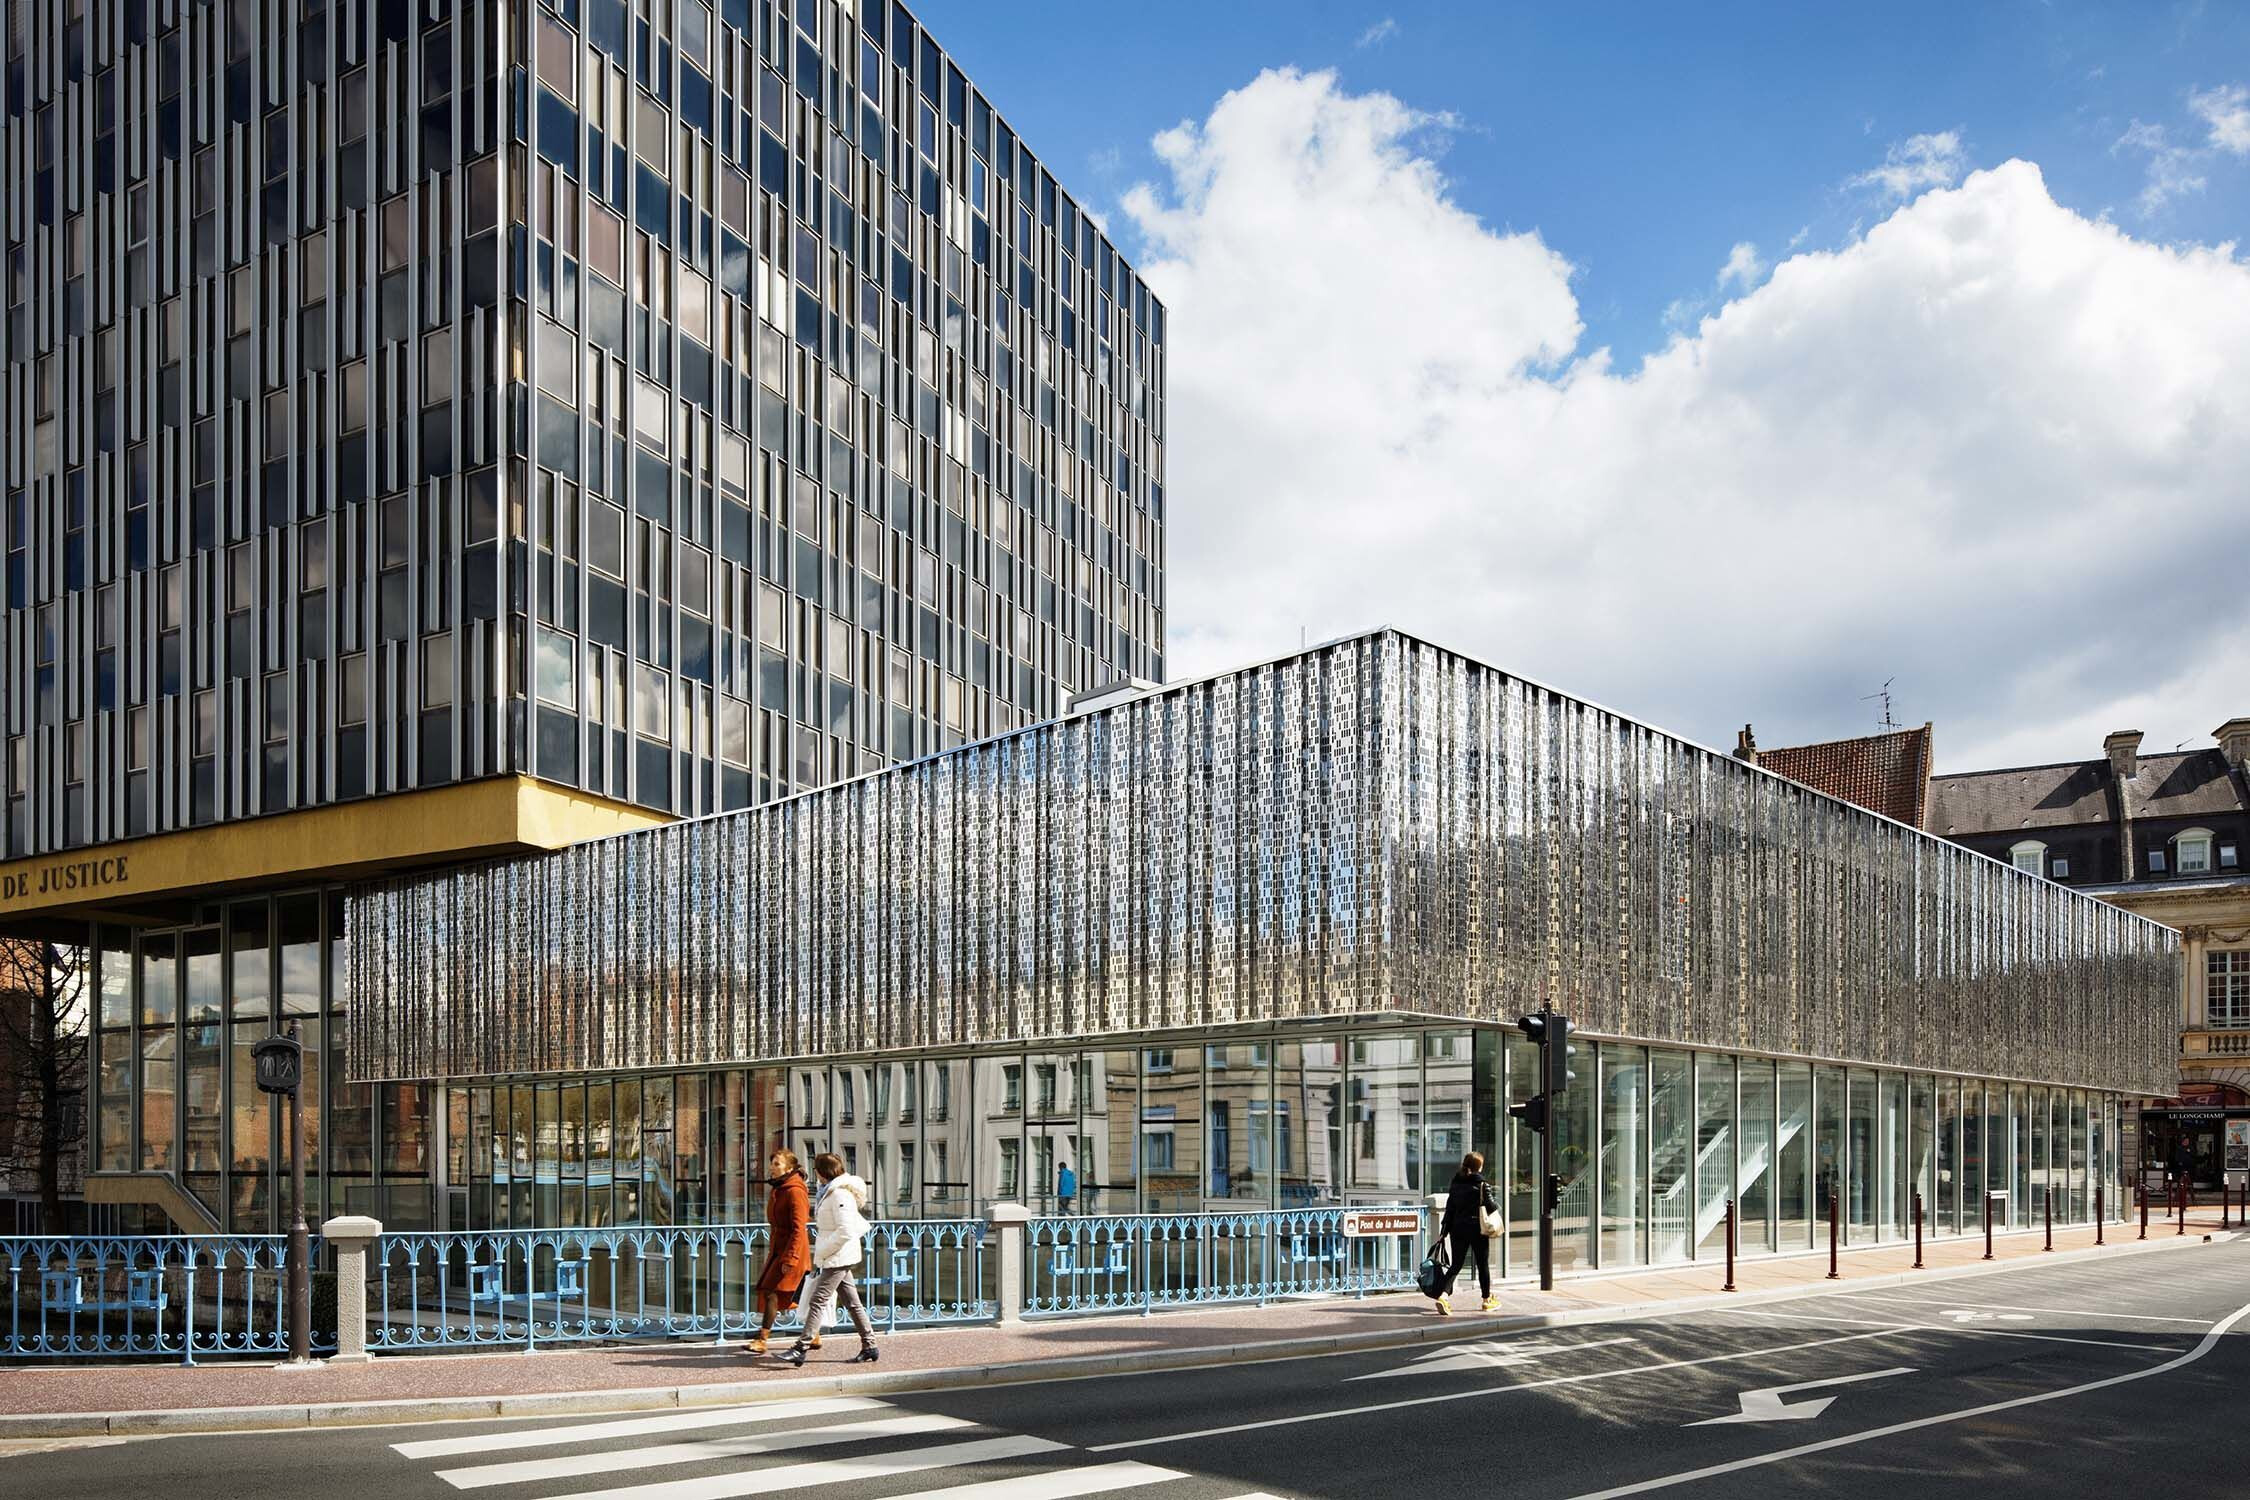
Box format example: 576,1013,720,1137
2,0,1165,859
348,630,2178,1094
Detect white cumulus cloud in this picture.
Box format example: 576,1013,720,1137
1847,130,1967,201
1717,241,1767,290
1128,69,2250,769
2190,83,2250,155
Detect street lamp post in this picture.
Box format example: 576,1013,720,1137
253,1026,309,1364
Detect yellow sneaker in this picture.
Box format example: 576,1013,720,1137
1434,1299,1452,1316
1481,1297,1498,1313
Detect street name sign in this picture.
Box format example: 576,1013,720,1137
1341,1210,1421,1237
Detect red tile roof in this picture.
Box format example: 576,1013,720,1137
1755,724,1934,829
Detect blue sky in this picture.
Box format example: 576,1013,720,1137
915,0,2250,366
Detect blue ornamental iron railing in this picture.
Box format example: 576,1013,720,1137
365,1218,991,1351
1023,1205,1425,1315
1,1234,333,1364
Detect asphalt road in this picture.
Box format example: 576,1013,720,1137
6,1238,2248,1500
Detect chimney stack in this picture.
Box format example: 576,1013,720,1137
1734,725,1759,766
2216,718,2250,770
2104,729,2143,782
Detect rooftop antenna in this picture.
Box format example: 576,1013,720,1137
1860,678,1898,732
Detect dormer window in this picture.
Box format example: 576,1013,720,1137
2051,856,2070,879
2149,849,2168,874
2176,828,2215,875
2010,840,2046,877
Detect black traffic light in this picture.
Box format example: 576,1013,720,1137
1545,1016,1575,1099
1506,1094,1548,1134
1516,1006,1575,1100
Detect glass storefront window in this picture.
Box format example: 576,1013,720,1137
2010,1084,2031,1229
1936,1076,1960,1235
1207,1042,1271,1206
1908,1073,1933,1238
1982,1082,2007,1230
1027,1049,1082,1212
228,1021,272,1230
96,937,133,1172
2069,1092,2090,1222
139,934,176,1173
2028,1086,2050,1228
1549,1036,1593,1273
1347,1034,1417,1199
675,1073,707,1224
1599,1044,1647,1268
1649,1049,1692,1263
376,1082,434,1231
331,1052,375,1221
1695,1053,1734,1257
1275,1038,1342,1210
1738,1058,1775,1255
1813,1064,1845,1234
1421,1030,1477,1205
1777,1060,1811,1249
1881,1072,1907,1240
1141,1045,1201,1213
1505,1035,1539,1276
1845,1070,1875,1242
921,1058,972,1215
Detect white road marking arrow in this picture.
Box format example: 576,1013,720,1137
1687,1366,1916,1426
1350,1335,1638,1380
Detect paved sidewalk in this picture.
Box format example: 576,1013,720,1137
0,1213,2230,1436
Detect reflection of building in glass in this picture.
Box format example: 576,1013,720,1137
175,627,2176,1279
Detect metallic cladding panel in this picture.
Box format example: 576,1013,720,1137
348,631,2178,1094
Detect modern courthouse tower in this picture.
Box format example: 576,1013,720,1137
0,0,1167,1231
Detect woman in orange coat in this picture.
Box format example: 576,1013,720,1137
750,1148,812,1355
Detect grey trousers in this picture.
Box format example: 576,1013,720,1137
796,1265,874,1345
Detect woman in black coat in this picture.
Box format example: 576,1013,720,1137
1434,1151,1498,1314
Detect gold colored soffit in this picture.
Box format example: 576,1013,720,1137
0,777,668,922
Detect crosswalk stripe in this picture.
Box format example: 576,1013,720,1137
393,1398,889,1460
898,1459,1188,1500
436,1412,974,1490
556,1433,1070,1500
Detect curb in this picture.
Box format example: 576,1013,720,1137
3,1229,2228,1441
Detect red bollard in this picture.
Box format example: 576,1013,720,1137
1723,1198,1736,1292
1827,1191,1841,1280
1912,1190,1924,1269
2096,1183,2105,1246
1983,1191,1995,1260
2138,1182,2148,1240
2226,1183,2233,1232
2043,1187,2053,1251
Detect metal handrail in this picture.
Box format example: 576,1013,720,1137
1,1233,333,1364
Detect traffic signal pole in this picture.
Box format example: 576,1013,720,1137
1510,1003,1571,1293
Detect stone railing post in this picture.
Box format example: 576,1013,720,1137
987,1202,1031,1324
321,1215,383,1363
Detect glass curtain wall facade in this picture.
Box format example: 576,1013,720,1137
91,873,2137,1254
0,0,1165,855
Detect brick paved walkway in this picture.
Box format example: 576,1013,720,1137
0,1212,2225,1421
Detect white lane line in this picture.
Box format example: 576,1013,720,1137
1085,1328,1912,1452
1835,1293,2216,1326
435,1412,972,1490
1558,1293,2250,1499
393,1398,888,1459
902,1460,1187,1500
1731,1308,2182,1354
556,1434,1069,1500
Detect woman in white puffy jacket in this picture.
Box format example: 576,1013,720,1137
780,1152,879,1366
